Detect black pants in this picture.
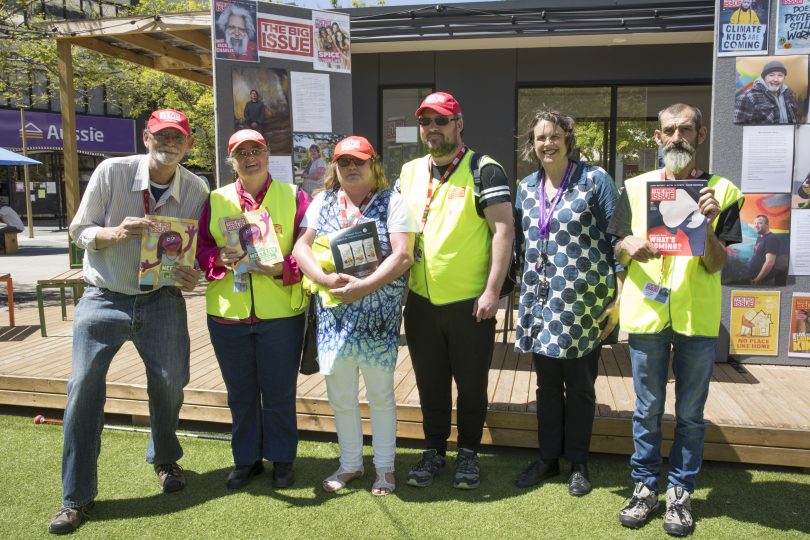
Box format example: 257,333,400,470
534,347,599,464
404,292,496,453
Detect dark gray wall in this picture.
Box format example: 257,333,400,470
353,43,713,182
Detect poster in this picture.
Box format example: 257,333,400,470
740,125,794,192
717,0,770,56
788,210,810,274
723,193,791,286
734,55,809,124
788,293,810,357
214,0,259,62
293,132,343,195
257,13,314,62
312,10,351,73
729,289,781,355
646,180,707,256
138,217,198,291
792,125,810,208
290,71,332,132
232,66,292,154
775,0,810,54
268,155,294,183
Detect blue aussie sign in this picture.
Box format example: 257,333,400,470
0,109,136,153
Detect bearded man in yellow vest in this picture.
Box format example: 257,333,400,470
607,103,743,537
396,92,514,490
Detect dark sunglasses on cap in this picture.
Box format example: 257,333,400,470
416,116,458,127
336,156,369,167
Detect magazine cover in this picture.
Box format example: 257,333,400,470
729,289,781,356
717,0,770,57
646,180,708,256
138,217,198,291
789,292,810,357
329,221,381,278
312,10,351,73
219,207,284,275
776,0,810,54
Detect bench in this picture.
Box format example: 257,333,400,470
36,269,85,337
0,273,14,326
0,232,18,254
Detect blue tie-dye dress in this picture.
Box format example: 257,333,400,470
313,189,406,375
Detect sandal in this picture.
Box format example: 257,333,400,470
371,466,396,496
322,466,364,493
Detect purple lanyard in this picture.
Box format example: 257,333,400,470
538,161,574,240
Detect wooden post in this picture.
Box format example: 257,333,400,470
57,40,80,224
19,109,34,238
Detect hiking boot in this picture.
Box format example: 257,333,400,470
406,449,446,487
155,463,186,493
48,502,94,534
226,460,264,489
664,486,694,536
619,481,660,529
567,463,592,496
453,448,480,489
272,462,295,488
514,459,560,488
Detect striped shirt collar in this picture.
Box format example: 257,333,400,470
132,155,181,208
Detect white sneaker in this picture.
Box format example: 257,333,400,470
663,486,694,536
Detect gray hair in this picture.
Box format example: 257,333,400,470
658,103,703,131
216,5,255,39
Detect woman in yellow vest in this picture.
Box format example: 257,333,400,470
196,129,311,490
293,136,417,496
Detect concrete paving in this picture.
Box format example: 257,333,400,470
1,225,71,305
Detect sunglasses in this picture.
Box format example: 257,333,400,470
149,131,187,144
417,116,458,127
233,147,267,159
336,156,369,168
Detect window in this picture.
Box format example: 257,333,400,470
380,88,432,185
516,84,711,185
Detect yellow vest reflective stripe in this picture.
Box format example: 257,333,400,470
619,170,743,336
399,152,499,304
205,181,304,319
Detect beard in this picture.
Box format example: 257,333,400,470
227,33,248,56
662,140,697,173
422,131,458,160
151,149,182,167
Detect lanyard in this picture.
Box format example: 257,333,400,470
238,175,272,212
338,189,374,229
420,146,467,233
142,190,157,216
538,161,575,240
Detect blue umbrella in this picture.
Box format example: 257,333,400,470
0,147,42,166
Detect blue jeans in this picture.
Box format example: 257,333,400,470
62,286,190,507
207,314,304,465
628,329,716,494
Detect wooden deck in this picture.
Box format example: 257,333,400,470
1,290,808,468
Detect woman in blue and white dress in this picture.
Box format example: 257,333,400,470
512,111,624,497
293,136,416,496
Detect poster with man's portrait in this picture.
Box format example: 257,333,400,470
776,0,810,55
793,125,810,209
722,193,791,286
733,55,808,124
293,132,343,196
215,0,259,62
232,66,292,154
717,0,770,56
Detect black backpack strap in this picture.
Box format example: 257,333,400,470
469,150,485,217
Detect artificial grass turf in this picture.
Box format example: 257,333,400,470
0,412,807,539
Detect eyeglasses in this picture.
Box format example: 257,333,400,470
149,131,187,144
233,147,267,159
417,116,458,127
336,156,369,168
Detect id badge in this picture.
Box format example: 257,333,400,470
414,235,424,263
233,271,248,293
642,281,670,304
526,279,550,304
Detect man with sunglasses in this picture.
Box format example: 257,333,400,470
50,109,209,534
397,91,514,490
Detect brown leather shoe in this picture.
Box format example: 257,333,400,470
154,463,186,493
48,502,94,535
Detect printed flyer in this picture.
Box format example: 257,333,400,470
729,289,781,356
219,208,284,276
717,0,770,56
788,293,810,357
329,221,381,278
646,180,707,256
138,217,198,291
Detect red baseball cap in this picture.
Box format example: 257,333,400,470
333,136,376,162
147,109,190,136
228,129,267,155
415,92,462,117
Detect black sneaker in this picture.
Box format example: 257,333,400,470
453,448,480,489
406,449,446,487
272,462,295,488
226,460,264,489
663,486,694,536
48,502,94,535
619,481,660,529
155,463,186,493
514,459,559,488
567,463,592,496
